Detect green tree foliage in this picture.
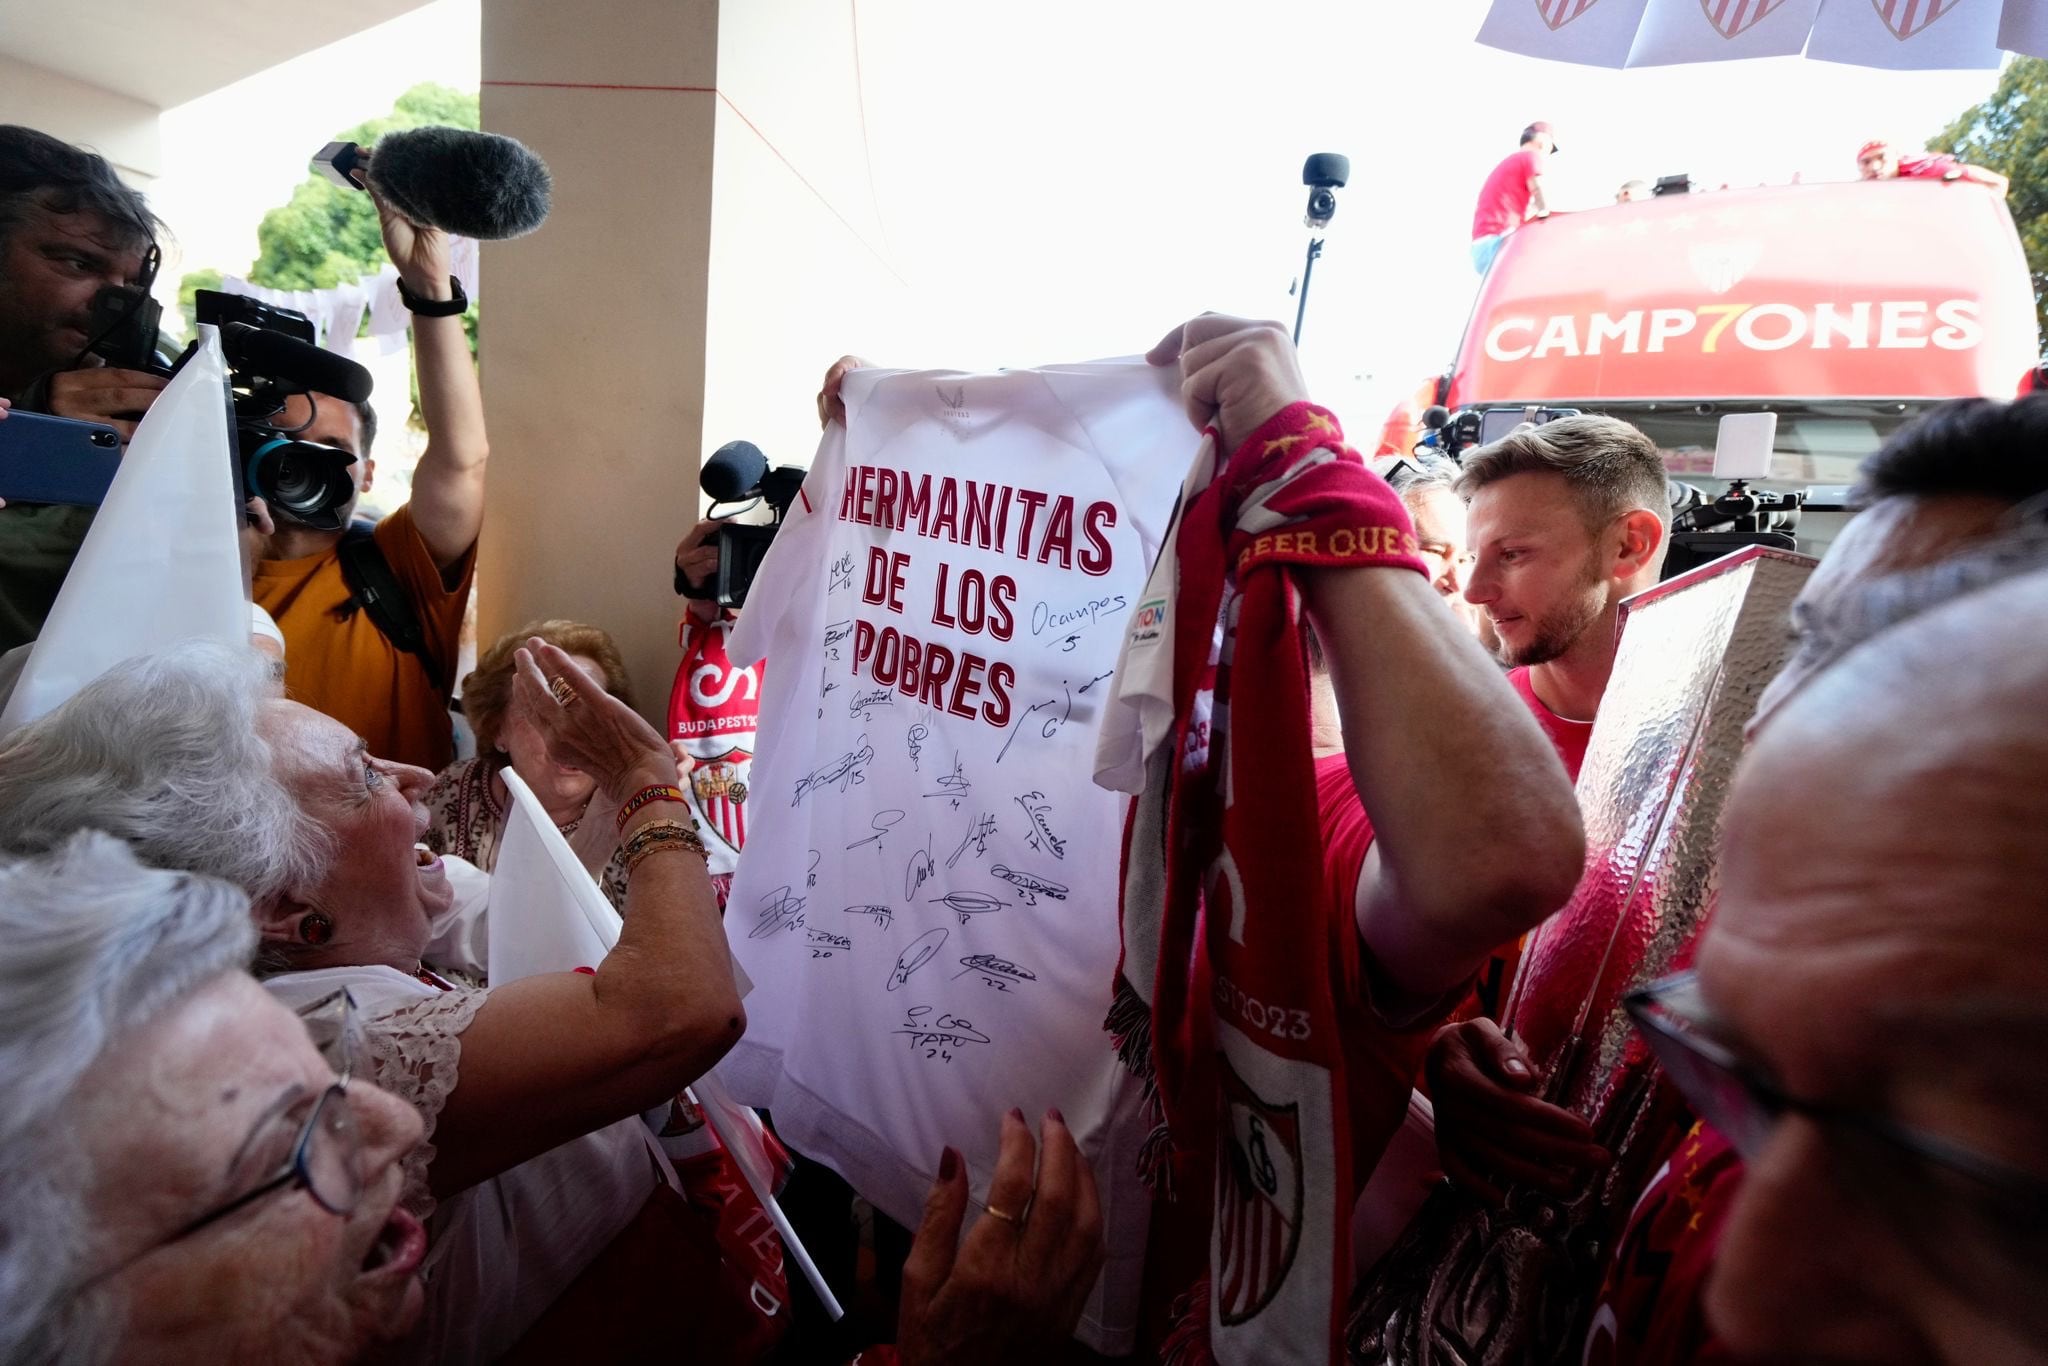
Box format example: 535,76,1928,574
1934,57,2048,354
248,82,479,290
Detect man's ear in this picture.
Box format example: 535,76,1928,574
360,457,376,495
1613,508,1667,583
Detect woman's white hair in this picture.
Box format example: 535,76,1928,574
0,832,259,1366
0,641,330,903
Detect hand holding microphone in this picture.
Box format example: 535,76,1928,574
314,127,553,241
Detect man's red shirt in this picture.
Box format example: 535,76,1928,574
1472,146,1548,241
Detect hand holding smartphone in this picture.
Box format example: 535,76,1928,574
0,405,124,508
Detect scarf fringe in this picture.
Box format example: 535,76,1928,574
1104,973,1156,1089
1159,1276,1215,1366
1106,974,1180,1198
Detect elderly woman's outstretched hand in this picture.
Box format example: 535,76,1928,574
895,1109,1106,1366
512,637,676,798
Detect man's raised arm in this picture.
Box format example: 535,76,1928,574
1150,317,1583,1001
379,195,488,573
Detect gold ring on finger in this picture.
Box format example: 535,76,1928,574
983,1203,1022,1226
550,676,577,707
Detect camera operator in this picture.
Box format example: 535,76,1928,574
0,125,166,651
249,187,487,772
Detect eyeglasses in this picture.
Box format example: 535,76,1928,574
1624,972,2048,1286
295,987,371,1085
72,992,368,1293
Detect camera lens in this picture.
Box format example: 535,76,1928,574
242,431,357,527
267,449,321,514
1309,189,1337,218
89,430,118,449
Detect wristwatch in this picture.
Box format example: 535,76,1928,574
397,274,468,317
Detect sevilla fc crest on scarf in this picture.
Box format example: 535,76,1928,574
1215,1054,1305,1325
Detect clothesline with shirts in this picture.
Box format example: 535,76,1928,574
215,234,481,356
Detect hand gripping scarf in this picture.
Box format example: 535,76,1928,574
1101,402,1426,1363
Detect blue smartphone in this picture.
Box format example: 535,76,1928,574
0,410,123,507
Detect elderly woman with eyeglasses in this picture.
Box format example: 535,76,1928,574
0,639,745,1364
0,833,424,1366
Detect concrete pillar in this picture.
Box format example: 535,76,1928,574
478,0,723,717
478,0,916,718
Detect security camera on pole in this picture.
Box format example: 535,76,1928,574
1293,153,1349,346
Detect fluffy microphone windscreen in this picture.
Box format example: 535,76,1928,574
365,127,553,240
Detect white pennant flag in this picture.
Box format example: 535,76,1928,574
1627,0,1823,64
0,327,245,733
1808,0,2005,68
492,768,843,1318
2001,0,2048,57
1476,0,1657,67
488,765,621,981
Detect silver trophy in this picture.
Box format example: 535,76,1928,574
1348,547,1814,1366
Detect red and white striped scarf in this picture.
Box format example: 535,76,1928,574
1101,402,1426,1362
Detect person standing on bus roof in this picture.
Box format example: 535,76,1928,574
1470,122,1557,275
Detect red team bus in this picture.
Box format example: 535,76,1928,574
1382,177,2044,566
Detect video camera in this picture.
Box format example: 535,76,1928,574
194,290,376,532
72,283,375,530
1664,479,1805,576
678,440,807,610
1418,404,1580,461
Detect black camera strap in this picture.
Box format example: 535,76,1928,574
336,526,432,665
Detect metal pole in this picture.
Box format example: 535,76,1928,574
1293,236,1325,345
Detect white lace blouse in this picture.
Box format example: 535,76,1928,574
264,961,676,1366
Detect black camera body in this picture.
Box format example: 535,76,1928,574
678,441,807,610
1664,478,1804,576
85,284,166,372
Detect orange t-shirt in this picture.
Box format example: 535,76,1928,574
252,503,475,771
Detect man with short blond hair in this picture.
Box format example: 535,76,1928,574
1418,413,1671,1200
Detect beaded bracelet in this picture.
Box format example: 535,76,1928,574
622,819,706,865
616,784,688,834
625,840,703,878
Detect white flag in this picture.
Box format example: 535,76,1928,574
2001,0,2048,57
490,768,832,1308
488,766,620,981
0,327,245,733
1808,0,2004,68
1627,0,1823,64
1476,0,1657,67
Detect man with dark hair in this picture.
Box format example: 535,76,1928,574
1754,391,2048,727
1469,122,1556,275
0,125,168,649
